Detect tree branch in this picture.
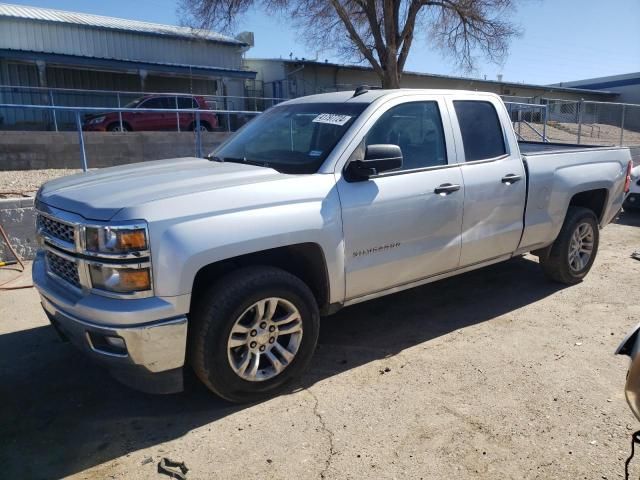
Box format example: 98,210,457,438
328,0,384,77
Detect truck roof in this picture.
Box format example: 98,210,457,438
281,88,500,105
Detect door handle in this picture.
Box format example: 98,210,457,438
501,174,522,184
434,183,461,195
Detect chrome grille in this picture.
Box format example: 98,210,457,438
38,215,75,244
46,251,80,288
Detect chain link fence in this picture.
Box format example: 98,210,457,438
503,102,548,143
0,85,282,132
543,99,640,147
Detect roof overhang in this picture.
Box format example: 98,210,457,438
0,49,256,79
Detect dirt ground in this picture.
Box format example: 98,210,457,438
1,212,640,480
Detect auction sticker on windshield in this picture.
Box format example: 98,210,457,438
312,114,352,126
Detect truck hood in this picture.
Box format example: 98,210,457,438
38,158,288,221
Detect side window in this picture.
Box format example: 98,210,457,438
453,101,506,161
177,97,196,109
140,97,171,109
365,101,447,171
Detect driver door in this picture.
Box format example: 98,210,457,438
336,97,465,300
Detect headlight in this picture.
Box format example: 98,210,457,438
89,115,106,124
85,226,148,254
89,265,151,293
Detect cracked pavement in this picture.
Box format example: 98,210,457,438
1,211,640,479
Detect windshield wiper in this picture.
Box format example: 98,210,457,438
209,155,270,168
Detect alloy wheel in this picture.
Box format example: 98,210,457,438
226,297,303,382
568,222,594,272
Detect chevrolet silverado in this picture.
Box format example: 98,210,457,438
34,88,634,402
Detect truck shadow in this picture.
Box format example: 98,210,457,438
0,256,565,479
615,209,640,227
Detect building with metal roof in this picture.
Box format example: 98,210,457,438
0,3,255,100
553,72,640,105
246,58,618,103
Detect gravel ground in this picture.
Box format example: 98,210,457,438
0,169,82,197
1,211,640,479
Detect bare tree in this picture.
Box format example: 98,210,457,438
179,0,520,88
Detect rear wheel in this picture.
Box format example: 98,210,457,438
538,206,599,284
189,266,320,403
190,122,211,132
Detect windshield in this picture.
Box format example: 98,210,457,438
212,102,367,174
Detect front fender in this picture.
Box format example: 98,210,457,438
135,175,345,303
156,202,343,299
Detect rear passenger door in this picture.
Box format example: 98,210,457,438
448,96,527,266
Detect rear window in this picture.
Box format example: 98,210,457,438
453,101,506,161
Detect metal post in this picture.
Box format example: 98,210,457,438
49,89,58,132
542,105,548,142
517,108,522,137
195,110,203,158
74,111,88,171
620,104,626,146
576,100,583,145
117,92,123,131
508,103,513,130
175,96,181,132
227,112,231,132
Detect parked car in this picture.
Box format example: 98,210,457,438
623,165,640,211
82,94,219,132
34,88,634,402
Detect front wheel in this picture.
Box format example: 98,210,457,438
189,266,320,403
107,123,130,132
538,206,599,284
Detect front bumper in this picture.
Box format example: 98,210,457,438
33,252,189,394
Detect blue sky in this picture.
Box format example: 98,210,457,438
6,0,640,85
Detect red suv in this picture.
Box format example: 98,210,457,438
83,95,219,132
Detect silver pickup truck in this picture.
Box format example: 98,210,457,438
33,88,634,402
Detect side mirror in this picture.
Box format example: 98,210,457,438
345,144,403,181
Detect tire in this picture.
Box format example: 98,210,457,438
107,123,130,132
189,266,320,403
539,206,599,285
190,122,211,132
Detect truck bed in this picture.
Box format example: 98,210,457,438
518,141,631,254
518,141,606,155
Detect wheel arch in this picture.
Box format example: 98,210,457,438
107,121,132,131
568,188,608,223
190,243,331,314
